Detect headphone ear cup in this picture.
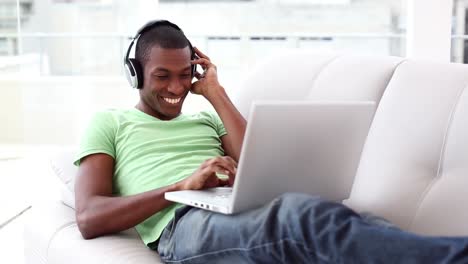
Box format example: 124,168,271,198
124,59,137,88
128,58,144,89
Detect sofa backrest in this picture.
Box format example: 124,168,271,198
234,51,403,117
346,60,468,236
235,51,468,236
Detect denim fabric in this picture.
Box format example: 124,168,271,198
359,211,400,230
157,193,468,264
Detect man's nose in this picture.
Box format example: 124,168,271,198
167,79,185,95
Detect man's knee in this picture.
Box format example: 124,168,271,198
273,192,356,222
274,192,322,208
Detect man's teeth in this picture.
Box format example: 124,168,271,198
163,97,181,104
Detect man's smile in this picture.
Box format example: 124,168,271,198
161,96,182,105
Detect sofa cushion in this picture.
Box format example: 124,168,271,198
307,55,405,103
24,201,80,264
234,52,405,120
409,85,468,235
48,224,162,264
49,147,78,208
233,50,338,118
345,60,468,235
24,201,162,264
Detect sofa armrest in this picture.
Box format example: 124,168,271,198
24,201,162,264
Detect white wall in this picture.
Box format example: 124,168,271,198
0,77,131,144
406,0,454,62
0,79,24,144
0,76,213,145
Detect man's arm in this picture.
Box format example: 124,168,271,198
75,153,183,239
191,47,247,161
209,87,246,162
75,154,238,239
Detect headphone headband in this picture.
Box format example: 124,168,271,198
136,20,182,38
123,20,196,89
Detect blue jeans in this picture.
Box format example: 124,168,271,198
157,193,468,263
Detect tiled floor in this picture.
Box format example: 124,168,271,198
0,147,63,263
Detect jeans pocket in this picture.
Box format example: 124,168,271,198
159,206,193,258
166,205,192,238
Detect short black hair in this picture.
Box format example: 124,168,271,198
135,25,191,68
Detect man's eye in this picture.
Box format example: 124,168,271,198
155,75,168,80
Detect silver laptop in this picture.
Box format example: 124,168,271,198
165,101,375,214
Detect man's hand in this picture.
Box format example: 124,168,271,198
190,47,247,163
190,47,223,100
180,156,237,190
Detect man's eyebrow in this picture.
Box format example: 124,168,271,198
150,66,192,74
151,67,169,73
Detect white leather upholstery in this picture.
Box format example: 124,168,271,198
308,55,404,103
49,147,77,208
345,60,468,235
234,51,339,117
24,202,162,264
25,52,468,263
48,220,161,264
410,87,468,235
24,202,76,264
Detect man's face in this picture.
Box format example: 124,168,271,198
139,46,192,120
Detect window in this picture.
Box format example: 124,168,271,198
0,0,409,146
160,0,406,90
452,0,468,63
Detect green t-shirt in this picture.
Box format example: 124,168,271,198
74,108,227,245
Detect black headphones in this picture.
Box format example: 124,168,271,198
123,20,196,89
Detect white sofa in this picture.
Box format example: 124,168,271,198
24,51,468,263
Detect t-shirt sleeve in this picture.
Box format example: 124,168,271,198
73,111,118,166
208,111,227,138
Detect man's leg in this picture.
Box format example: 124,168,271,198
157,193,468,264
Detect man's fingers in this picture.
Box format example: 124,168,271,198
218,178,231,187
191,57,209,64
191,57,212,71
193,47,210,60
194,71,203,80
216,167,235,187
219,157,238,174
221,156,237,174
222,156,238,167
228,174,235,187
203,156,238,176
197,158,237,188
205,162,236,178
216,164,236,176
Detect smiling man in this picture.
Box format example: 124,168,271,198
137,46,192,119
73,20,468,264
74,20,246,251
136,39,192,120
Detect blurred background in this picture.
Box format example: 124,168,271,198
0,0,465,262
1,0,411,146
